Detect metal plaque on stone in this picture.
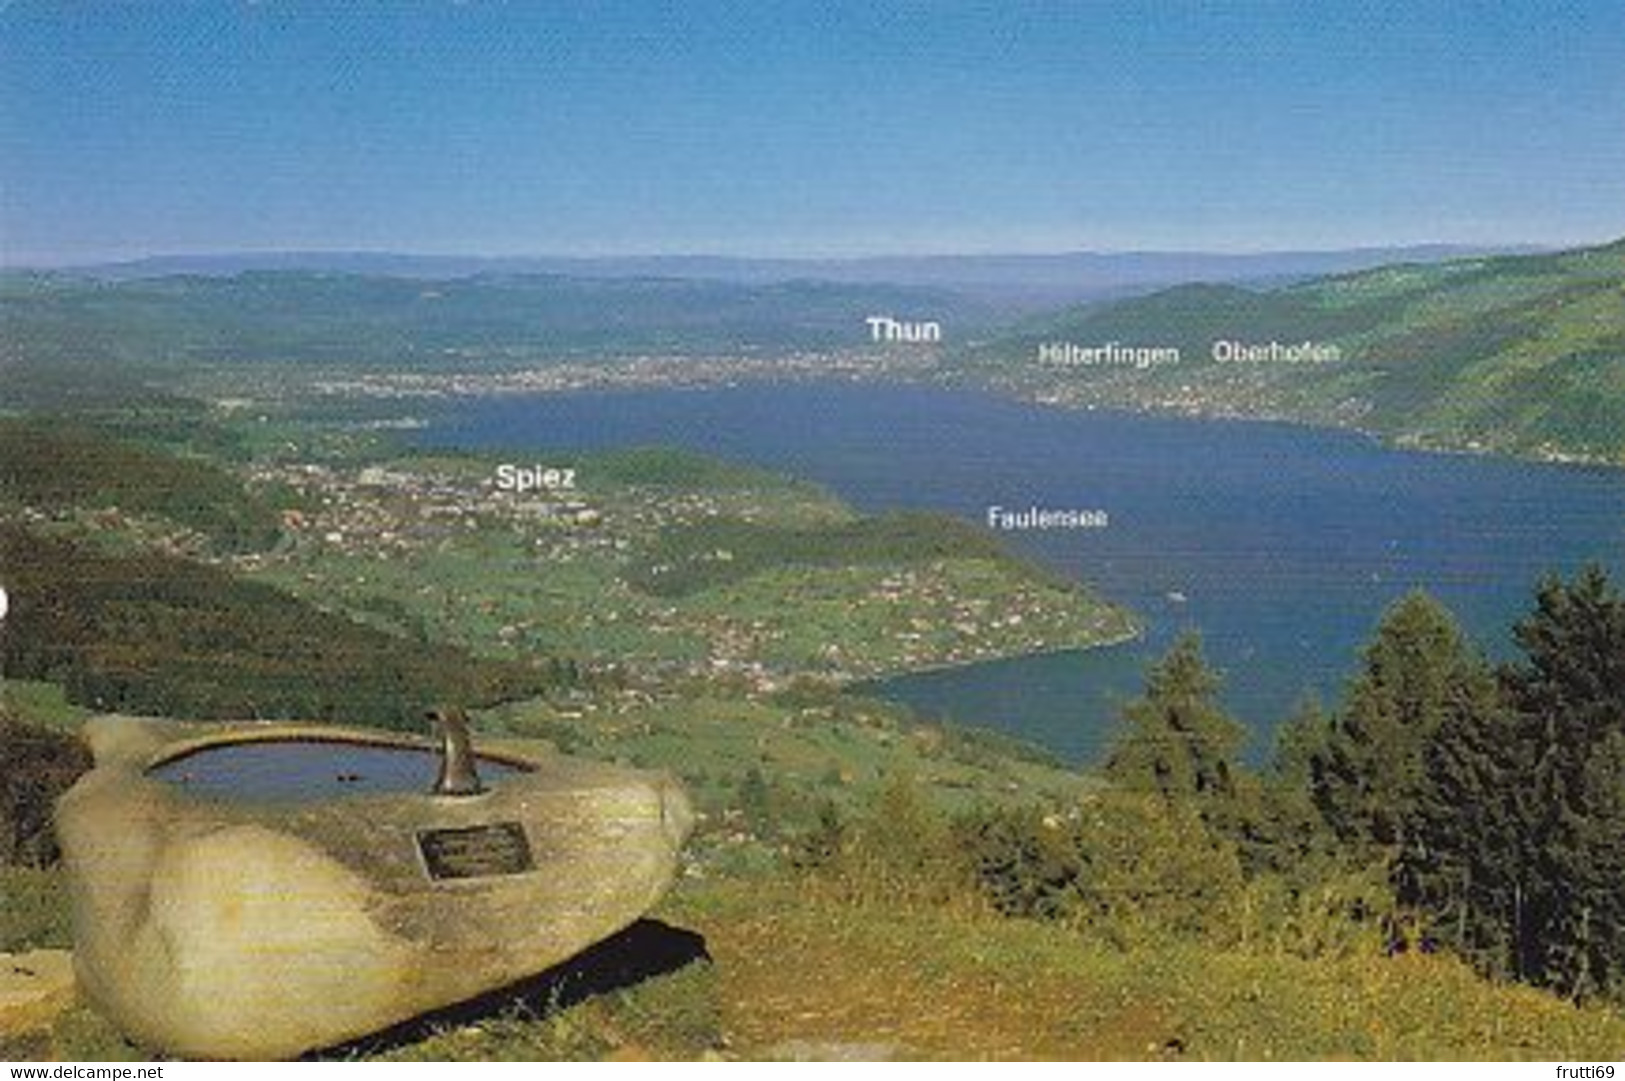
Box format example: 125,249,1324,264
417,821,534,880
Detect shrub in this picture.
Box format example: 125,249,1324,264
0,712,92,868
797,775,977,908
957,793,1251,949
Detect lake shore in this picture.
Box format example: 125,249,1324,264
414,379,1625,762
257,352,1625,472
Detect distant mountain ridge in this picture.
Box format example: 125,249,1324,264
0,271,1003,372
42,243,1544,306
953,237,1625,464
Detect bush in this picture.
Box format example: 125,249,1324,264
957,793,1251,949
955,805,1085,921
795,775,977,909
0,713,91,868
1237,860,1397,960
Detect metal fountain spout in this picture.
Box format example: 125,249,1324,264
428,707,484,797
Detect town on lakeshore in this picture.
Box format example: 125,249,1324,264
215,447,1137,691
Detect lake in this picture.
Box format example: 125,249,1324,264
418,382,1625,765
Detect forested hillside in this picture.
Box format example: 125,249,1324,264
957,238,1625,463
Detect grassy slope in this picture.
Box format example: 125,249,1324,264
0,523,553,726
677,560,1133,673
487,690,1090,851
626,512,1022,596
957,238,1625,463
662,881,1625,1060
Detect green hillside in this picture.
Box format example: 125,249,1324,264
0,523,558,727
0,420,563,726
955,238,1625,463
0,418,282,552
626,511,1025,597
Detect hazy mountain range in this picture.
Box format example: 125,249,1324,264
50,244,1542,306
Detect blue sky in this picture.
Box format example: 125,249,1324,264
3,1,1624,263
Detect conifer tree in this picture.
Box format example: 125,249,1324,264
1250,697,1338,873
1506,564,1625,746
1313,592,1495,855
1406,567,1625,1001
1501,566,1625,999
1104,633,1247,819
1406,680,1527,973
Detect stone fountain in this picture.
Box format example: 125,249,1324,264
55,712,693,1059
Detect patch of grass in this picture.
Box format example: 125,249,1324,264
0,681,91,733
369,1007,615,1063
47,1007,148,1063
665,878,1625,1060
365,961,721,1062
0,866,73,952
0,1030,56,1062
603,958,724,1057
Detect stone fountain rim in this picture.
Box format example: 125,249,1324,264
144,723,542,778
67,717,556,811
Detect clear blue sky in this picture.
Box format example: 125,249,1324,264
3,1,1624,263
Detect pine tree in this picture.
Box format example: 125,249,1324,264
1403,567,1625,1001
1501,566,1625,999
1248,697,1338,874
1104,633,1247,819
1314,592,1494,855
1507,564,1625,747
1407,679,1527,974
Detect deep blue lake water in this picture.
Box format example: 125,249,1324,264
419,382,1625,765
